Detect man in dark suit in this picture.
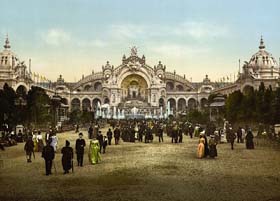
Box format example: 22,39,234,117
42,140,55,175
114,126,121,145
75,133,86,167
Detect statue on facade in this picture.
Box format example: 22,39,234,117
131,46,137,56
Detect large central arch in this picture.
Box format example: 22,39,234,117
117,68,151,89
120,74,148,100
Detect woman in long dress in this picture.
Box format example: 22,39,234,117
89,140,101,164
50,134,58,152
197,138,205,159
209,135,217,158
245,129,254,149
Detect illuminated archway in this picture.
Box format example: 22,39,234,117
121,74,148,100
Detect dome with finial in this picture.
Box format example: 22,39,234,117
4,34,11,49
0,35,18,68
248,36,278,68
247,36,279,79
203,74,210,84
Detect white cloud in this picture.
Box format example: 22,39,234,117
150,44,210,58
77,39,108,48
110,24,148,40
172,21,228,39
108,21,229,41
42,29,71,46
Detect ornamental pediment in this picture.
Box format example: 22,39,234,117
122,46,146,66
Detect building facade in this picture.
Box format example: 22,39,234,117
55,47,213,118
0,36,33,95
1,36,279,119
213,37,280,95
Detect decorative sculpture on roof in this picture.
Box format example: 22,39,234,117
131,46,137,56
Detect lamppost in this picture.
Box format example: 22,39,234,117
51,93,61,128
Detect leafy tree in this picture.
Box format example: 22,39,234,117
187,109,209,125
255,82,266,123
26,86,50,125
272,87,280,124
0,83,17,128
239,87,256,122
225,90,243,122
263,86,273,124
81,111,93,123
69,109,82,124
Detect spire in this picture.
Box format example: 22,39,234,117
259,35,265,50
4,34,11,49
29,59,32,73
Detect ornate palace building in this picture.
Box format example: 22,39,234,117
0,36,279,119
54,47,213,118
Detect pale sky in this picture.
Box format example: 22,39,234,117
0,0,279,82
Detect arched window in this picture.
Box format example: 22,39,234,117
166,82,174,91
82,98,91,111
71,98,81,111
168,98,176,110
188,98,197,110
94,82,102,91
178,98,186,111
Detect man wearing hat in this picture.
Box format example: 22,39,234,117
75,133,86,167
97,131,103,153
114,126,121,145
42,140,55,175
24,135,34,163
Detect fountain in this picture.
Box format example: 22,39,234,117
160,106,163,119
106,107,111,119
121,109,125,119
117,108,121,119
167,101,171,117
153,108,157,119
102,109,106,119
95,101,101,119
131,107,138,118
113,106,117,119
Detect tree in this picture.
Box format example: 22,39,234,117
272,87,280,124
187,110,209,125
225,90,243,122
239,87,256,122
0,83,17,128
26,86,50,125
69,109,82,124
256,82,266,123
263,86,273,124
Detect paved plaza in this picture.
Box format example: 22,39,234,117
0,127,280,201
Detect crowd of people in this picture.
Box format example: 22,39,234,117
1,119,259,175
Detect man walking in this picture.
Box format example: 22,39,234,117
237,127,242,143
88,125,93,139
75,133,86,167
114,126,121,145
158,125,164,143
107,128,113,145
24,135,34,163
228,129,236,150
189,125,194,139
97,131,103,153
42,140,55,175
